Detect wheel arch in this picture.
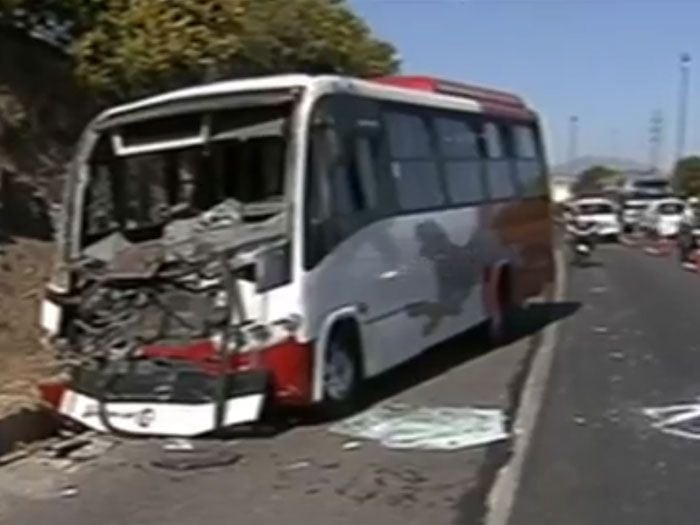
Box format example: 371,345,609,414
484,258,515,317
312,307,364,403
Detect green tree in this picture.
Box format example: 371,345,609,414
235,0,399,77
73,0,399,100
572,165,619,196
74,0,248,99
672,156,700,197
2,0,398,100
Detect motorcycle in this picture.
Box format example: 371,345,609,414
568,222,598,267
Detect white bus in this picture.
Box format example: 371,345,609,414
39,74,554,436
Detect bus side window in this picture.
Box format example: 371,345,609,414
304,96,383,268
352,135,379,211
384,108,444,211
484,121,517,200
433,114,486,204
513,124,545,197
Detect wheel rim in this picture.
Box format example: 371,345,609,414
324,342,355,402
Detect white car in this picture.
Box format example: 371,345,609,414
639,198,686,238
569,198,621,240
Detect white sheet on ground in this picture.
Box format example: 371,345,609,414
329,404,508,451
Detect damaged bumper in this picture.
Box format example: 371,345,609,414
44,362,268,437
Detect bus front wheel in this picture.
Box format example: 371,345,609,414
319,323,363,418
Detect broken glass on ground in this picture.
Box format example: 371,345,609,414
329,404,508,451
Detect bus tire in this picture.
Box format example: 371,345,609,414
318,322,363,419
488,265,514,344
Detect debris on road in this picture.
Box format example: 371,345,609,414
283,460,311,471
609,351,625,361
573,416,587,425
43,432,115,462
341,441,361,451
591,286,607,294
162,438,195,452
0,448,29,467
329,404,508,451
59,485,79,498
593,326,609,334
151,447,241,471
66,437,114,462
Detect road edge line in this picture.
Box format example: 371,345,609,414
484,247,567,525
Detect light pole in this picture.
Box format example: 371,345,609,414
676,53,691,166
649,110,663,173
568,115,579,166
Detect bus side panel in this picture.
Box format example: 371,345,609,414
369,206,492,371
491,196,555,304
300,204,512,378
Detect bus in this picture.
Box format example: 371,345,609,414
38,74,555,436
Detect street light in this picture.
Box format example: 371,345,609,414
676,53,692,165
568,115,579,166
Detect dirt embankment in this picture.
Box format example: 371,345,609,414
0,29,94,418
0,239,55,418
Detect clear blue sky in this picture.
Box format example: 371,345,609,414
350,0,700,168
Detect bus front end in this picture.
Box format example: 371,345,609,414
38,82,314,437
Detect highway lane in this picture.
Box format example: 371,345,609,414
0,299,561,525
510,243,700,525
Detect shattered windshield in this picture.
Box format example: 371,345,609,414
83,104,290,245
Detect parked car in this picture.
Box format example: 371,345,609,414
568,197,621,241
619,178,673,233
639,198,687,239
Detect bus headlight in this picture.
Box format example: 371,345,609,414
256,243,291,293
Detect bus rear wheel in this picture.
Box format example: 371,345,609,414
488,267,515,344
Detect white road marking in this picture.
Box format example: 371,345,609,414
484,246,567,525
643,401,700,441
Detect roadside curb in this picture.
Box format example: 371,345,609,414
484,246,567,525
0,406,61,460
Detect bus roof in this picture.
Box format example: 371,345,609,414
372,75,535,120
99,74,537,125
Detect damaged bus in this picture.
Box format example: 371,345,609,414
38,74,554,436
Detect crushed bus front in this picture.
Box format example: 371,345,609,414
39,81,312,436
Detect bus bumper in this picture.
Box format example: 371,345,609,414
40,367,268,437
39,338,313,437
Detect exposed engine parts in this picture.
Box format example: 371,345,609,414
69,256,233,364
60,197,291,367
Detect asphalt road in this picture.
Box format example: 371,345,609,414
0,296,562,525
510,242,700,525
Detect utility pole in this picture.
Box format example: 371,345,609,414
649,110,664,173
567,115,579,166
676,53,692,166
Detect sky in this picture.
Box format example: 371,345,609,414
350,0,700,169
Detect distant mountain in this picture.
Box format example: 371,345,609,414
552,156,650,178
